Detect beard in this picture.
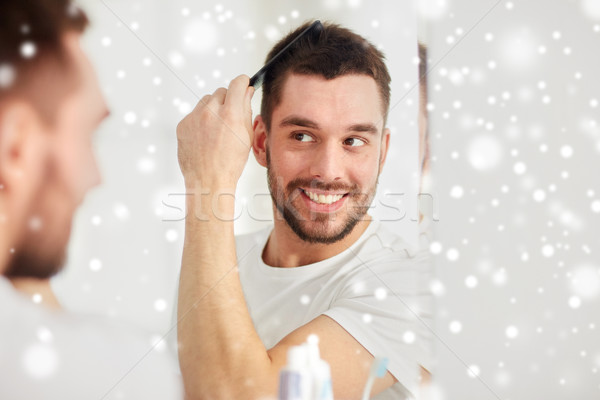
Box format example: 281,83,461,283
4,241,66,279
4,157,70,280
266,149,378,244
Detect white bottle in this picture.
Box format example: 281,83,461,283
306,335,334,400
278,345,312,400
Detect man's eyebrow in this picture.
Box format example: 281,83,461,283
347,123,379,135
279,115,379,135
279,115,320,129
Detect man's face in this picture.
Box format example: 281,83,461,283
6,33,107,278
262,73,389,244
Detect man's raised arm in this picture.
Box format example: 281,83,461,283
175,75,397,400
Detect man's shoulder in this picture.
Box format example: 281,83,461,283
339,221,431,286
357,220,420,259
0,280,182,399
1,288,162,361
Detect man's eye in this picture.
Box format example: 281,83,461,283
293,133,314,142
344,137,366,147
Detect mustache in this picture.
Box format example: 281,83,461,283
285,178,360,195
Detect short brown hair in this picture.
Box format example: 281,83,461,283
260,20,391,132
0,0,89,123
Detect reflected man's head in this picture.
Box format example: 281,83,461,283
252,21,392,244
0,0,107,279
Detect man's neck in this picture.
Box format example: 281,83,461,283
262,213,372,268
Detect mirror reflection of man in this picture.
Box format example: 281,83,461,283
176,21,432,399
0,1,182,398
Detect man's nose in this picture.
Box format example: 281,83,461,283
308,140,343,182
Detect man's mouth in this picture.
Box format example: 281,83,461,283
300,189,348,205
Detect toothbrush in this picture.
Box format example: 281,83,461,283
361,357,389,400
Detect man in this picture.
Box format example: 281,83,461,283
0,1,182,398
176,21,432,399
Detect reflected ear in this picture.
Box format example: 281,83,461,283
0,102,47,191
379,127,391,170
252,114,268,168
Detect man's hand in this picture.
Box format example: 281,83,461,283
176,75,254,190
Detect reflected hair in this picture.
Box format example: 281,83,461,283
0,0,89,124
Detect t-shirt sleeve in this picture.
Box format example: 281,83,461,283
322,248,433,398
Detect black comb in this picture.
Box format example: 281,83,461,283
249,20,323,89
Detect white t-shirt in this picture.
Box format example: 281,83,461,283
0,277,183,400
236,220,434,400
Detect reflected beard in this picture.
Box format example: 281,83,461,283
4,156,69,280
266,150,376,244
4,239,66,279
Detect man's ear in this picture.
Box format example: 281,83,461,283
379,127,391,170
0,102,47,192
252,114,268,167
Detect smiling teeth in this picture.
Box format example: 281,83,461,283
304,190,344,204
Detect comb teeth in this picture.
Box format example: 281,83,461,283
248,72,264,88
249,20,323,89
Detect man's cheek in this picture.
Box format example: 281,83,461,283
52,147,83,201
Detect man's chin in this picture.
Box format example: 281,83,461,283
4,247,67,280
283,212,363,244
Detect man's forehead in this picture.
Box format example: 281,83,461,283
280,72,379,92
47,32,107,130
274,73,385,126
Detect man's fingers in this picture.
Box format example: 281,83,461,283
211,87,227,105
245,85,255,103
224,75,250,108
192,94,212,112
244,86,255,116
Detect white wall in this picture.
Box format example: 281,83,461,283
426,0,600,399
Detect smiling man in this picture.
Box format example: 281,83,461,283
0,1,182,398
176,21,432,399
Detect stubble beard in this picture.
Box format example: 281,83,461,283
4,159,69,280
4,244,66,280
266,149,378,244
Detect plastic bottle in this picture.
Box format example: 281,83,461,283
278,345,312,400
306,335,334,400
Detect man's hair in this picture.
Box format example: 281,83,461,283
0,0,88,123
260,20,391,132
